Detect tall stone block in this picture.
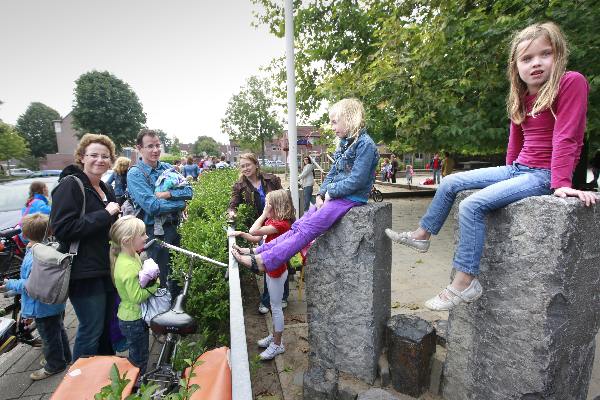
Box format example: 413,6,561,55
442,193,600,400
303,202,392,398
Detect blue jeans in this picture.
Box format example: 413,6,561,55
70,291,112,361
36,314,72,373
119,318,149,375
303,186,314,212
420,164,551,275
433,169,441,184
146,221,181,297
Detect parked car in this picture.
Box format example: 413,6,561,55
28,170,62,178
0,177,59,230
271,160,285,167
8,168,33,177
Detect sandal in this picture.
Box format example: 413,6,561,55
232,243,254,255
424,279,483,311
231,249,261,274
248,253,260,274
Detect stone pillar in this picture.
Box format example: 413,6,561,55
442,193,600,400
303,203,392,399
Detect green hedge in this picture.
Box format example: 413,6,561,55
172,169,250,348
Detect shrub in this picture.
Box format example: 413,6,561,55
173,169,250,348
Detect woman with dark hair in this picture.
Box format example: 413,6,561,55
182,156,200,181
228,152,287,313
51,133,120,361
298,156,315,212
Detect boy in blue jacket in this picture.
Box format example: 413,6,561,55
0,213,71,380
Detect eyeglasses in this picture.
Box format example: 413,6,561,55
85,153,111,160
143,144,162,150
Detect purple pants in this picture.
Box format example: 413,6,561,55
256,198,362,271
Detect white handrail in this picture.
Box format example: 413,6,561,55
227,226,253,400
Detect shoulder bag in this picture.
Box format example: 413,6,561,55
25,176,85,304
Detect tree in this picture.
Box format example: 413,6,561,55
221,76,282,163
170,137,182,157
253,0,600,155
0,122,29,173
72,70,146,150
15,102,60,158
155,129,173,153
193,135,220,157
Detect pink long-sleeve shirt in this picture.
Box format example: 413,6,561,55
506,71,589,188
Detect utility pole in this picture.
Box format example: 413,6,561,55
285,0,299,217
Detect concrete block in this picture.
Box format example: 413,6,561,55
442,193,600,400
303,203,392,396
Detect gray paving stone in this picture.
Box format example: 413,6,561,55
0,371,33,400
22,369,67,397
6,346,43,374
0,343,29,376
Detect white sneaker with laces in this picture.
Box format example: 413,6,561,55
257,334,273,348
259,342,285,360
258,304,269,314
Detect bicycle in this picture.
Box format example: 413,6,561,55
0,227,40,355
370,185,383,202
52,239,231,399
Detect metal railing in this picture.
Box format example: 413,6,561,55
227,225,253,399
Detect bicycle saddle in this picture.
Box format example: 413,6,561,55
0,228,21,239
150,309,197,335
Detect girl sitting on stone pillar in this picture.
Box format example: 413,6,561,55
386,21,596,311
232,97,379,301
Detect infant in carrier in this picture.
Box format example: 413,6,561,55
154,167,189,235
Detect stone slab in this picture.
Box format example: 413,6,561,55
442,193,600,399
304,202,392,387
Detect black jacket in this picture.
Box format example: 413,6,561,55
50,165,117,280
228,173,282,218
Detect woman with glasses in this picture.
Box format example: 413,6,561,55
50,133,121,361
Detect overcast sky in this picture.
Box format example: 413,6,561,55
0,0,284,144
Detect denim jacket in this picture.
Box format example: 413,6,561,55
5,249,66,318
127,160,193,225
106,172,127,197
319,129,379,203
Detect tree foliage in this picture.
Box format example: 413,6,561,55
252,0,600,155
72,70,147,150
221,76,283,162
155,129,173,153
16,102,60,158
170,137,182,157
0,122,29,166
194,135,220,157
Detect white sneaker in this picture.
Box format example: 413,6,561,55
257,334,273,348
385,229,430,253
258,304,269,314
259,342,285,360
424,279,483,311
282,300,288,309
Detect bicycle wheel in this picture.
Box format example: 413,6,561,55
372,189,383,202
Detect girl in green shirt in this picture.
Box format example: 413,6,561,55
110,215,159,375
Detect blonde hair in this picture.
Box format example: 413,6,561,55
328,98,366,139
109,216,146,281
113,157,131,175
507,22,569,124
266,189,296,221
21,213,49,243
74,133,117,168
238,152,261,180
